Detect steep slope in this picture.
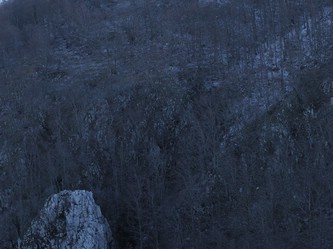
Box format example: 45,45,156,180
0,0,332,248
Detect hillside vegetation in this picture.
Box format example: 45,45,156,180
0,0,333,248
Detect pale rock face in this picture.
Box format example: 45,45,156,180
20,190,112,249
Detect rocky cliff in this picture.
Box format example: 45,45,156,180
19,190,112,249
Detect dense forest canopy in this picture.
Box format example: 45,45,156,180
0,0,333,248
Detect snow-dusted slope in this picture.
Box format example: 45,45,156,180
220,6,333,148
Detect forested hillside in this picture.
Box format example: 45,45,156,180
0,0,333,248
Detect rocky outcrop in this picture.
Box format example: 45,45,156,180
20,190,112,249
